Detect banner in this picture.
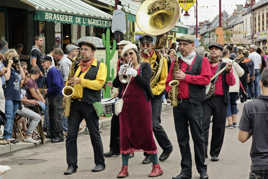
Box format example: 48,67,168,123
35,11,111,28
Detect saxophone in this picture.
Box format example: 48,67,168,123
168,57,180,107
62,59,78,117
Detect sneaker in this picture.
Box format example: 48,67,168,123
226,125,234,129
0,165,11,175
24,137,39,144
233,122,239,128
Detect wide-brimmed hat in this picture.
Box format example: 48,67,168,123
77,36,96,51
209,43,223,51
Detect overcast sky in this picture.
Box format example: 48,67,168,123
180,0,249,25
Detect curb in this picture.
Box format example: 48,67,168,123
0,117,112,156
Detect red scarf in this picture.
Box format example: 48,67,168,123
80,59,93,72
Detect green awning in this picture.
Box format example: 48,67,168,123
21,0,112,27
35,11,111,27
171,26,188,34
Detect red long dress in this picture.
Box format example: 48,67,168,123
119,69,157,154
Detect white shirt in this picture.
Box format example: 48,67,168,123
181,51,196,65
57,56,72,82
249,52,262,70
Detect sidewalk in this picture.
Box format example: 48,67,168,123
0,116,112,156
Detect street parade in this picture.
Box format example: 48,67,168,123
0,0,268,179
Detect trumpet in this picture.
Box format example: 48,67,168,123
119,61,133,84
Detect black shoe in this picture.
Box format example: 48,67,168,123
104,151,120,158
129,153,134,158
200,172,209,179
91,164,105,172
142,155,152,165
64,166,77,175
51,137,64,143
210,156,219,162
172,173,192,179
159,148,172,161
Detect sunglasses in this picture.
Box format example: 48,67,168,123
124,51,135,57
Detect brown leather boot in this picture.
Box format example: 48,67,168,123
117,166,129,178
149,164,163,177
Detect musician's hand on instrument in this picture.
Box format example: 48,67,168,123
226,62,232,72
175,70,186,80
72,77,81,85
126,68,137,77
118,64,127,75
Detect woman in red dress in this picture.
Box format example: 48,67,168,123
113,43,163,178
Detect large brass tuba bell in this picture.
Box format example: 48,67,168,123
136,0,180,36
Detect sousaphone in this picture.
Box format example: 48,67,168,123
136,0,180,36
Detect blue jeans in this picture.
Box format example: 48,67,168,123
62,116,68,132
226,92,239,117
3,100,19,139
253,69,261,98
38,101,50,131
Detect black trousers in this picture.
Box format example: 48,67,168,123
173,100,207,176
108,114,120,153
203,95,227,158
151,95,172,151
250,170,268,179
66,100,105,167
48,95,63,138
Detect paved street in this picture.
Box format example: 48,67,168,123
0,103,251,179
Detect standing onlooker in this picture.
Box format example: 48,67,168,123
41,55,64,143
30,36,44,88
52,48,72,83
65,44,79,61
0,40,8,54
2,49,25,142
238,68,268,179
15,43,29,63
256,48,267,74
222,48,244,128
249,45,262,98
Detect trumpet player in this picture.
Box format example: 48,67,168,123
139,35,173,164
166,35,211,179
115,43,163,178
64,37,107,175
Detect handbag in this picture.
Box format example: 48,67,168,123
114,76,132,116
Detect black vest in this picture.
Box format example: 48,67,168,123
78,61,101,104
184,55,206,103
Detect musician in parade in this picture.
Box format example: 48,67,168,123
115,43,163,178
166,35,211,179
203,43,235,162
104,40,131,158
139,35,173,164
64,37,107,175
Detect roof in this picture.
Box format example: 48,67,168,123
252,0,268,10
21,0,112,20
94,0,141,15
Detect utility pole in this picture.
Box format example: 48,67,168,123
219,0,222,27
195,0,198,38
115,0,119,10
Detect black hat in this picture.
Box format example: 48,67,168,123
139,35,154,44
209,43,223,51
41,55,52,63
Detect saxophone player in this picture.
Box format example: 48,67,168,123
166,35,211,179
139,35,173,164
64,37,107,175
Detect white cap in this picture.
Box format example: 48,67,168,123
118,40,131,46
121,43,138,57
250,45,257,50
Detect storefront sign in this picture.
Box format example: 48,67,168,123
35,11,111,27
171,26,188,34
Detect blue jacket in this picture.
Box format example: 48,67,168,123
46,66,64,97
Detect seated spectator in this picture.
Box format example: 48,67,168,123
16,87,41,144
